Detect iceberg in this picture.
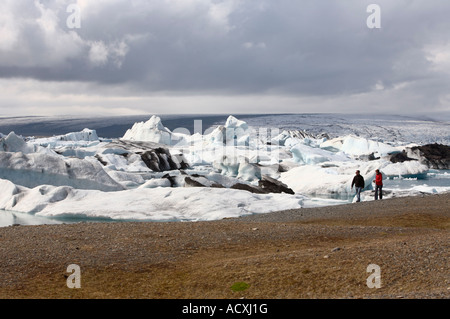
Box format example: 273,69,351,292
0,178,305,222
271,129,327,147
202,115,250,147
1,132,34,153
279,156,436,196
279,165,355,195
122,115,181,145
290,143,350,165
224,115,249,131
64,128,98,141
0,132,53,154
355,184,450,203
29,128,100,149
381,161,429,177
321,135,400,158
0,152,123,191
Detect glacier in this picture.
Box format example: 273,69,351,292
0,114,449,226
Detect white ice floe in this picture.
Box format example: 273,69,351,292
355,184,450,203
99,153,151,172
320,135,400,158
279,164,354,195
0,151,124,191
290,143,350,165
279,158,432,196
29,128,100,148
0,132,57,155
380,161,429,177
271,129,324,147
1,132,35,153
408,185,450,194
211,155,262,181
0,178,305,221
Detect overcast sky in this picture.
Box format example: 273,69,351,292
0,0,449,116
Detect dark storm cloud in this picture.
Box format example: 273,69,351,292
1,0,450,114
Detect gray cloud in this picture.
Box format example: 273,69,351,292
0,0,450,115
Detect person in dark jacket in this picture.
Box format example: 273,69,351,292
351,170,365,202
373,169,383,200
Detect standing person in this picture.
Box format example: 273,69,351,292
351,170,365,202
373,169,383,200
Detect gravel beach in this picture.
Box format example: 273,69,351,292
0,193,449,299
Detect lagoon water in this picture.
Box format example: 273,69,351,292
0,210,62,227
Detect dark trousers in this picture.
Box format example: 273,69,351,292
375,185,383,200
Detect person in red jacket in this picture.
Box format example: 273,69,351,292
373,169,383,200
